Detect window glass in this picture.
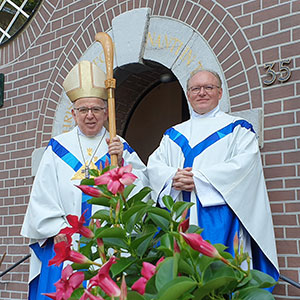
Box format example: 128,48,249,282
0,0,41,45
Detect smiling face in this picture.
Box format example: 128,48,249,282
186,71,223,115
71,97,108,137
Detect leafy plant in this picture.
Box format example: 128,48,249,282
45,164,276,300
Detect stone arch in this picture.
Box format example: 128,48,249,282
38,0,263,149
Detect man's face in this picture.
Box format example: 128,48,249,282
186,71,222,115
71,97,108,137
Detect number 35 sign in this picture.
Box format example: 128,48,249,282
263,59,291,85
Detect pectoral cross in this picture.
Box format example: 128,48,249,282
71,161,98,180
82,165,90,179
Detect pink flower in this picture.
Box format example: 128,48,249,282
80,290,105,300
174,239,180,253
131,258,164,295
76,185,103,198
233,232,239,254
94,165,137,194
131,277,147,295
89,256,120,297
44,265,84,300
48,235,91,266
180,233,229,264
95,220,106,263
141,262,156,280
60,210,94,239
178,217,189,233
120,275,127,300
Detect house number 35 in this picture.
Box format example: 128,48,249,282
263,59,291,85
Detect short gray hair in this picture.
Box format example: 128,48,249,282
186,69,222,90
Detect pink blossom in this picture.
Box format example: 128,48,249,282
131,277,147,295
76,185,103,198
178,217,189,233
60,210,94,239
174,239,180,253
44,265,84,300
48,235,91,266
233,232,239,254
120,275,127,300
180,233,230,264
132,258,165,295
95,220,106,263
141,262,156,280
80,290,105,300
89,256,120,297
94,164,137,194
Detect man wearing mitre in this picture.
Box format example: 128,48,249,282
21,60,148,299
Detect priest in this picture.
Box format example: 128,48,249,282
147,69,279,286
21,60,148,299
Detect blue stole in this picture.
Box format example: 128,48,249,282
165,120,279,285
29,138,134,299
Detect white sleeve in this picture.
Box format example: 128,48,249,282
192,170,225,207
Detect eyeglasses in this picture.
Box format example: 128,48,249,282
74,106,106,115
188,85,220,94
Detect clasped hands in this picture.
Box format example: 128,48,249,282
172,167,195,192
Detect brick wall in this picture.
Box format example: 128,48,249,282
0,0,299,299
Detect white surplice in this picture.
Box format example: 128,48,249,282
147,106,278,274
21,126,149,283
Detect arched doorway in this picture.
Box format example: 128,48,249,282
114,61,189,164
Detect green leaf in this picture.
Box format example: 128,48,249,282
127,187,152,207
233,287,275,300
110,257,136,277
102,237,128,249
156,276,197,300
89,168,100,177
148,207,171,221
148,213,169,231
193,265,238,299
88,197,111,207
245,269,277,289
155,256,179,290
160,233,173,249
156,246,174,257
123,184,137,198
80,178,95,185
173,201,194,219
122,204,148,232
69,287,84,299
122,204,147,223
187,225,203,234
127,291,147,300
91,209,111,222
178,258,194,276
145,275,158,295
162,195,174,211
132,233,156,257
95,227,126,239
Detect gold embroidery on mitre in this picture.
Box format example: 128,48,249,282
71,160,98,180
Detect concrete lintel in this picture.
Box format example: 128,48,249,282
112,8,151,66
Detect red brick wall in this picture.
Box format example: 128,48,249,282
0,0,299,299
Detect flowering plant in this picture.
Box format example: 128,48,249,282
45,164,276,300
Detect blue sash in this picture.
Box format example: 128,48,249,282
29,139,133,298
164,121,278,285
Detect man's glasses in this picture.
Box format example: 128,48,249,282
188,85,220,94
74,106,106,115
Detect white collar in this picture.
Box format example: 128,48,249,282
191,105,220,119
76,126,106,137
